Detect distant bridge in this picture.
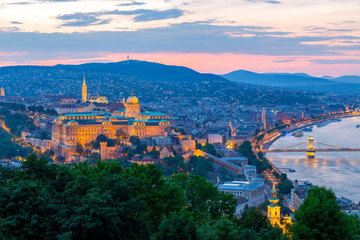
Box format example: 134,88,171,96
263,137,360,158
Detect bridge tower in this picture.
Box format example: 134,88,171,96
307,137,315,158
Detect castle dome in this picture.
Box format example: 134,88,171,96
127,94,139,104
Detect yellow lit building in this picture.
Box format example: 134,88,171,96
267,183,293,234
82,77,108,104
52,94,171,159
0,87,5,97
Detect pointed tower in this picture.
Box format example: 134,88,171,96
267,183,281,227
262,107,266,130
229,119,236,137
82,76,87,102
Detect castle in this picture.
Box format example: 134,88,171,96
52,93,171,160
82,77,108,104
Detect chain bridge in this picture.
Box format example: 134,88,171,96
263,137,360,158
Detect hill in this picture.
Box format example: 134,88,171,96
53,60,228,83
222,70,335,87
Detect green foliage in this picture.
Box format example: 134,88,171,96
28,106,57,115
156,155,214,179
292,186,360,240
75,143,84,155
135,143,148,154
129,135,140,145
187,156,213,178
201,143,220,157
0,154,293,240
150,147,160,159
154,210,198,240
237,141,271,173
4,112,35,136
0,102,26,111
171,174,237,219
0,129,33,159
40,131,49,140
157,155,188,176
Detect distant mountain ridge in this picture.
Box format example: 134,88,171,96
222,70,336,87
222,69,360,87
53,60,228,83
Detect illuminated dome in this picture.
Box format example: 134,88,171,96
126,94,139,104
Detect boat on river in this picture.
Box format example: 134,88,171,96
332,118,341,122
304,180,312,185
317,121,329,127
292,131,303,137
303,127,313,132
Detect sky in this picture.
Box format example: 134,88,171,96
0,0,360,76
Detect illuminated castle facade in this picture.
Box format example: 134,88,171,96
52,93,171,159
82,77,108,104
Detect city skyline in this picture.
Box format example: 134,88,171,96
0,0,360,77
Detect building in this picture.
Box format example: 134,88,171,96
290,181,314,211
1,87,5,97
52,94,171,160
218,181,265,207
268,183,293,233
262,107,266,129
82,77,108,104
208,133,223,144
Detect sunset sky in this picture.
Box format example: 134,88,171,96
1,0,360,76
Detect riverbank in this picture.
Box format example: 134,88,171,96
266,116,360,202
259,112,360,151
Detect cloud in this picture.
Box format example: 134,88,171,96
106,9,184,22
118,1,145,7
11,21,22,24
39,0,78,2
57,8,184,26
310,59,360,65
265,1,281,4
274,59,295,63
0,22,341,56
57,13,111,26
8,0,77,4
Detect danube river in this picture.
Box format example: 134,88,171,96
267,116,360,202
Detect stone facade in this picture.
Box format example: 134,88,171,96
52,94,171,159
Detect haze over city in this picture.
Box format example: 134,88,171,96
1,0,360,76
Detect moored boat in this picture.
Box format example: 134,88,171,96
292,131,303,137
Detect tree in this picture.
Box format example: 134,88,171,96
55,155,66,164
115,129,126,139
201,143,218,157
291,186,359,240
76,143,85,155
150,147,160,159
129,135,140,145
135,143,147,154
155,211,198,240
84,149,92,157
171,174,237,220
40,131,48,140
96,134,108,142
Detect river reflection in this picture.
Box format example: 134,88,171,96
267,116,360,202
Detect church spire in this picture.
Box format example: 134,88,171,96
82,76,87,102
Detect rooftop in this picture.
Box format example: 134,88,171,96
218,181,264,191
139,111,167,116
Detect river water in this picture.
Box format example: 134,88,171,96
267,116,360,202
